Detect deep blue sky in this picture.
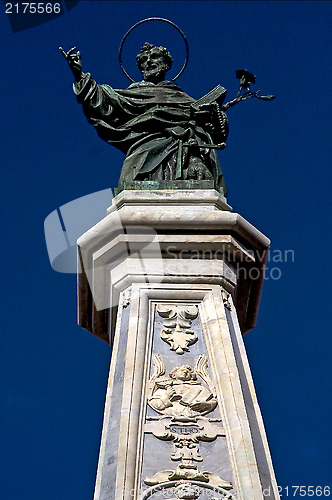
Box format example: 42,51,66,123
1,2,332,499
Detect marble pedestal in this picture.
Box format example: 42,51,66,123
77,190,279,500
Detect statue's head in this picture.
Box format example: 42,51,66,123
169,365,197,382
136,42,173,83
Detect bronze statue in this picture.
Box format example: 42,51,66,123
59,42,229,194
60,25,274,195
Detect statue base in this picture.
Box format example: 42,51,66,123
114,179,224,196
77,189,279,500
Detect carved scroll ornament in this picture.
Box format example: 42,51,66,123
157,304,199,355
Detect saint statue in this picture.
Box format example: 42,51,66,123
60,42,229,194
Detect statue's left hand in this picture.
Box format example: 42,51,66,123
59,46,82,80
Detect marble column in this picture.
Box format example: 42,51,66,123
77,190,279,500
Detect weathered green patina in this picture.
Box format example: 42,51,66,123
60,43,229,194
60,40,274,195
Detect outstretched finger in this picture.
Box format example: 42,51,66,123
59,46,67,58
77,50,81,58
67,46,77,55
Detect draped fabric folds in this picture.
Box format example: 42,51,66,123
73,73,226,192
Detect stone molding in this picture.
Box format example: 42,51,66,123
77,190,270,342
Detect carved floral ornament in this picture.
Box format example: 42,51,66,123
157,304,199,355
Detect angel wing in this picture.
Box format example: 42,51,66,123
195,355,216,395
148,354,166,399
150,354,166,383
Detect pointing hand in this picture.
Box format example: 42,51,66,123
59,46,82,80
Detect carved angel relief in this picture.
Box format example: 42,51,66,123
157,304,198,354
221,289,232,311
148,354,217,418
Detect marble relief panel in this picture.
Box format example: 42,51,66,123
139,300,237,500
